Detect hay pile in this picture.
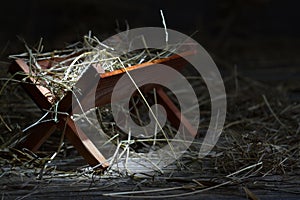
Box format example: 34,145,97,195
8,32,175,102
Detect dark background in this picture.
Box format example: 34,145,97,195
0,0,299,83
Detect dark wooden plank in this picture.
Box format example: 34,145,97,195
60,116,109,169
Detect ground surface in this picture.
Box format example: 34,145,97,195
1,53,299,199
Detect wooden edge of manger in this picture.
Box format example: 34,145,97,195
100,50,197,78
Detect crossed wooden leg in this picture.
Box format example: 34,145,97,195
16,85,197,170
16,116,109,169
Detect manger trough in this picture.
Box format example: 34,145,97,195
8,39,197,171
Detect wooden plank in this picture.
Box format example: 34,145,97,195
61,116,109,169
16,121,57,152
156,87,198,137
8,60,54,110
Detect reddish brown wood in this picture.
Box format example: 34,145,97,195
99,51,195,78
9,60,53,110
156,87,197,137
17,121,57,152
61,116,109,169
9,60,109,169
14,59,55,103
73,51,194,113
8,50,197,170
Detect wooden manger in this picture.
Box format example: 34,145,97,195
8,50,197,171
